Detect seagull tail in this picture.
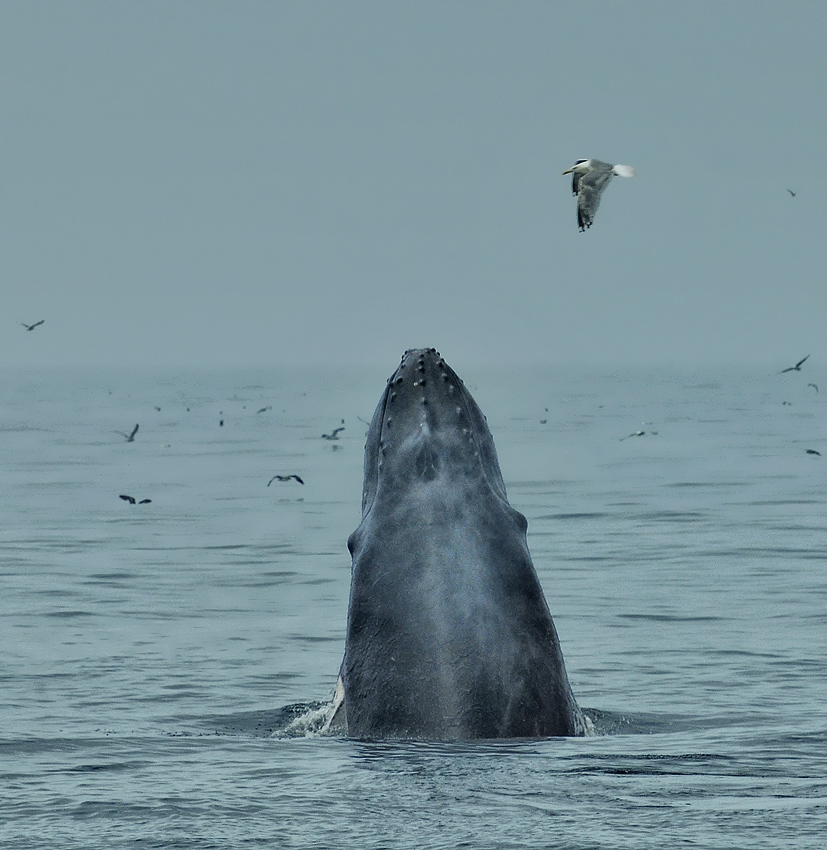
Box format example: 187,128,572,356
613,164,636,178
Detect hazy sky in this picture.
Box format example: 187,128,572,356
3,1,825,369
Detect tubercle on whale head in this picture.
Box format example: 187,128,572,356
358,348,508,517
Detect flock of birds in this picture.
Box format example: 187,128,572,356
777,355,821,456
16,309,823,503
18,157,810,494
558,159,814,450
607,353,821,452
20,316,344,500
109,409,344,504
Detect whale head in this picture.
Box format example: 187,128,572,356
340,348,583,739
357,348,509,519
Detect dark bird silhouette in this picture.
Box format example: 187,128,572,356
267,474,304,486
620,430,646,441
806,449,821,457
115,424,139,442
21,320,45,331
780,355,809,373
787,189,797,197
322,420,345,440
256,406,272,414
119,494,152,504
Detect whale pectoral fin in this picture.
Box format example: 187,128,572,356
321,673,347,734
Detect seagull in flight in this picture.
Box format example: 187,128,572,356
780,355,809,373
119,494,152,504
267,474,304,486
787,189,797,197
115,423,139,442
562,159,636,231
21,320,45,331
322,420,345,440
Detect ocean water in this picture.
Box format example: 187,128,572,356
2,362,826,849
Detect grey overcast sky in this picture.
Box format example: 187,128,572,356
3,1,825,369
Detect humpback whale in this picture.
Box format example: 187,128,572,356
338,348,584,739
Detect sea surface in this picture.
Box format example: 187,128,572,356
2,362,826,849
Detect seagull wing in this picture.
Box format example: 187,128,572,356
570,170,582,197
577,168,614,230
796,355,810,369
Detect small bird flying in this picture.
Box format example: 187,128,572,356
119,494,152,504
562,159,636,231
21,320,45,331
322,421,345,440
787,189,797,197
780,355,809,373
115,423,140,442
267,474,304,486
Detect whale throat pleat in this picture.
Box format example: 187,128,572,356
416,443,440,480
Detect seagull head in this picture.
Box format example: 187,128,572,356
562,159,591,175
